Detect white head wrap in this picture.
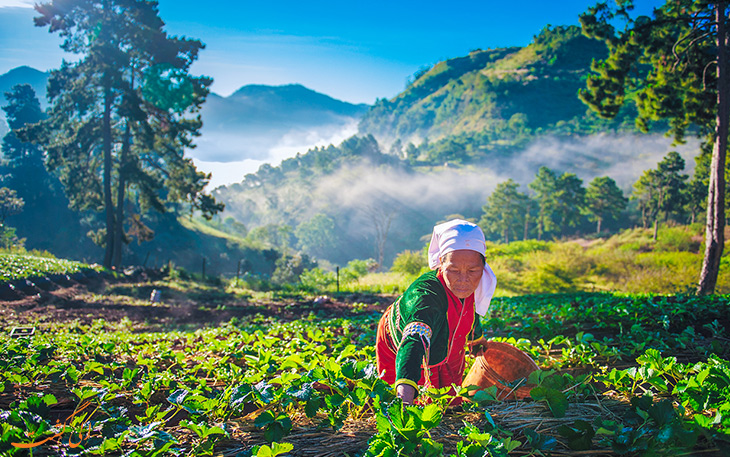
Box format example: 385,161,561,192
427,219,497,316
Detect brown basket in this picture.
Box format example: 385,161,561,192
462,341,538,400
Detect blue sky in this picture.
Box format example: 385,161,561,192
0,0,663,104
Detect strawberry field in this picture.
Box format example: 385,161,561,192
1,275,729,456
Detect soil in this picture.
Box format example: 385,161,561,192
0,271,394,331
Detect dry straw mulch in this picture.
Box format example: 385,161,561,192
218,396,633,457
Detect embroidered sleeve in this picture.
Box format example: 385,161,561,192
402,322,432,346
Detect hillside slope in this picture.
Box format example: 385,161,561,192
214,25,693,267
358,25,638,162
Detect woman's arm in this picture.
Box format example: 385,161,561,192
396,383,417,404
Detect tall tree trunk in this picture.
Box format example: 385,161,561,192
112,121,129,269
653,218,659,242
698,2,729,295
596,218,602,235
112,68,134,269
368,206,394,271
524,216,529,241
102,80,115,269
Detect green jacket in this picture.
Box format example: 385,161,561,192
386,270,483,387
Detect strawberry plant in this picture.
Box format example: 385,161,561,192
365,399,443,457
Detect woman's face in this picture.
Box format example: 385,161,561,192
439,250,483,299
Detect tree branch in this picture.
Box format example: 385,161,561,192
703,59,718,90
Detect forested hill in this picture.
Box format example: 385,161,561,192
358,25,639,163
214,25,692,268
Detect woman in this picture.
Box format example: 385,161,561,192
376,219,497,404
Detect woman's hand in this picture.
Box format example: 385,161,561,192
396,383,416,405
468,336,488,356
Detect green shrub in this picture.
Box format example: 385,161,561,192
299,268,336,291
272,254,316,284
344,272,412,294
0,226,24,249
654,226,702,253
484,239,551,257
340,258,377,282
231,273,277,292
391,250,428,276
167,266,192,281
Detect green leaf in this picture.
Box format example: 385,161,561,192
471,386,498,404
288,382,313,401
530,386,568,418
376,411,392,434
263,422,286,443
253,444,273,457
254,381,275,404
483,409,496,431
523,428,557,451
304,397,321,418
230,384,255,409
366,438,395,457
269,442,294,456
420,438,444,457
201,424,227,438
420,404,443,429
455,441,487,457
254,410,276,428
167,388,190,406
128,421,162,443
502,437,522,452
557,420,595,451
179,419,202,437
647,399,675,426
387,400,405,429
85,361,105,375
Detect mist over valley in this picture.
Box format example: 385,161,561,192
0,24,709,273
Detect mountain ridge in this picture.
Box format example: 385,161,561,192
0,66,368,164
211,25,685,267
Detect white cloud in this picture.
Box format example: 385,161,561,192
0,0,35,8
266,119,358,163
500,133,699,191
192,119,359,189
193,158,264,190
235,132,701,225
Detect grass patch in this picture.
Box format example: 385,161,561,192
0,253,101,282
480,226,727,295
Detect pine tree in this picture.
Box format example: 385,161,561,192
529,166,559,240
1,84,45,170
554,173,586,236
1,84,48,205
632,152,688,241
579,0,729,293
479,179,528,243
585,176,627,234
22,0,223,269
